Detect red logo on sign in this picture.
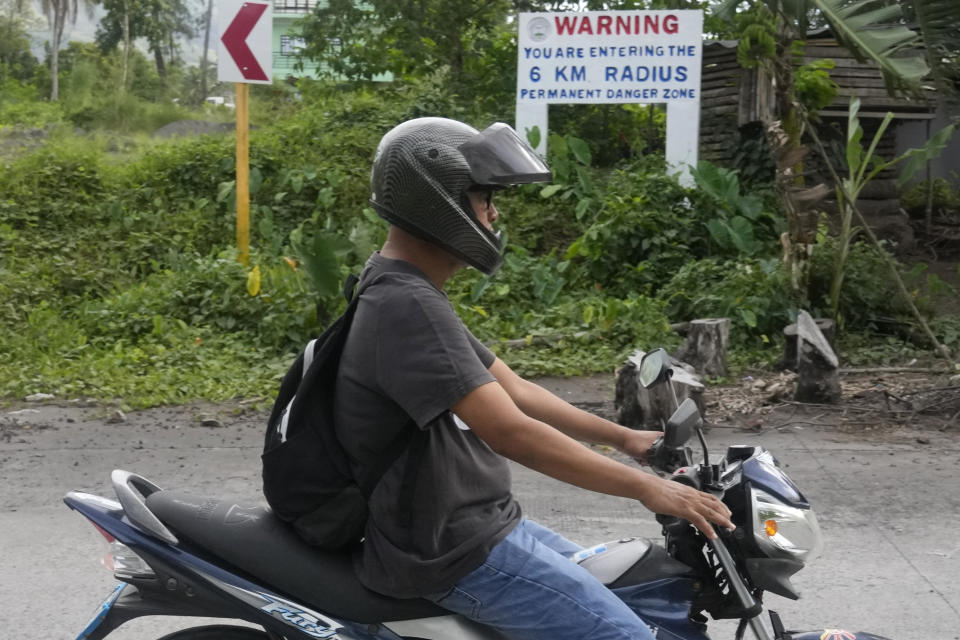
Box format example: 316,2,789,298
221,2,268,81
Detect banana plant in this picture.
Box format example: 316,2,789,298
713,0,939,305
716,0,930,89
828,97,955,320
903,0,960,100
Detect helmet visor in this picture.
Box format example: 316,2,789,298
458,123,552,187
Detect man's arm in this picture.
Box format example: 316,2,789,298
489,358,657,461
452,378,733,539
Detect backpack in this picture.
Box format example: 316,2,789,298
261,271,415,549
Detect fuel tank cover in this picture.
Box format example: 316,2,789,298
576,538,652,585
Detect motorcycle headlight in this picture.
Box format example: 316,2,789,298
750,488,823,563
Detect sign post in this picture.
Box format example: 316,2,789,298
217,0,273,264
516,10,702,184
235,82,250,264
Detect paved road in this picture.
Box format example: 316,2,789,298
1,385,959,639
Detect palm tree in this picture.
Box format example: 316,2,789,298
40,0,95,100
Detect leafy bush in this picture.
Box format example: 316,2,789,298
2,73,954,408
0,78,64,127
0,305,290,407
463,289,676,377
0,135,110,231
658,257,793,345
71,92,196,133
77,253,330,351
901,177,960,217
689,160,783,258
808,237,954,332
565,161,700,294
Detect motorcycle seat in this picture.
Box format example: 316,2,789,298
145,490,448,624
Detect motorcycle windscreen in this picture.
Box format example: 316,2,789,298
459,123,552,186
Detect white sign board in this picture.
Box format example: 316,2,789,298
217,0,273,84
515,10,703,182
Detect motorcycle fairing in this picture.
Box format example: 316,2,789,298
201,572,344,638
741,450,809,509
77,583,124,640
604,541,694,589
612,577,709,640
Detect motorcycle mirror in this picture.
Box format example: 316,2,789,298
664,398,701,447
638,348,670,388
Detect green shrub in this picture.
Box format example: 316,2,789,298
658,257,793,345
0,304,290,407
0,135,110,230
901,177,960,217
78,252,333,352
69,93,196,133
689,160,783,258
3,78,955,407
809,238,909,329
565,162,700,295
0,93,65,128
462,290,677,377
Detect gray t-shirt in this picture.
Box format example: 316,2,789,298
334,253,522,598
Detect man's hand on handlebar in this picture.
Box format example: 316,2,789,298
638,475,734,539
619,429,662,465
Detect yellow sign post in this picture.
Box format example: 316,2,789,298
217,0,272,265
235,82,250,265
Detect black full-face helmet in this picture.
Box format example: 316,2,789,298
370,117,552,274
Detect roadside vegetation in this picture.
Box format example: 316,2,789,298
1,1,958,409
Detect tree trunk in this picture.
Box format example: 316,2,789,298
49,2,66,101
153,45,167,86
794,311,842,404
765,20,818,307
781,318,836,371
121,0,130,93
615,351,706,430
676,318,730,378
200,0,213,101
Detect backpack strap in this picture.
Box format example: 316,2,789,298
276,337,319,442
274,266,417,492
342,273,360,302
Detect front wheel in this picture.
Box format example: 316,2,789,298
156,625,272,640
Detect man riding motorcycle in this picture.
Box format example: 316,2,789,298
330,117,734,640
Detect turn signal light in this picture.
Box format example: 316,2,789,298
764,519,779,537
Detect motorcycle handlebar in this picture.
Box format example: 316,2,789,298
645,436,694,475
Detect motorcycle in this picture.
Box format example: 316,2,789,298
66,348,891,640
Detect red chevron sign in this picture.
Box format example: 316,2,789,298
218,0,272,83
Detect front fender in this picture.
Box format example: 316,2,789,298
790,631,892,640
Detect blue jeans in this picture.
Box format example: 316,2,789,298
425,519,657,640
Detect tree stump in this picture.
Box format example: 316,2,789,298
781,318,836,371
676,318,730,377
615,350,706,429
794,311,842,404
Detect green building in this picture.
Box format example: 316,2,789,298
272,0,321,80
270,0,391,82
